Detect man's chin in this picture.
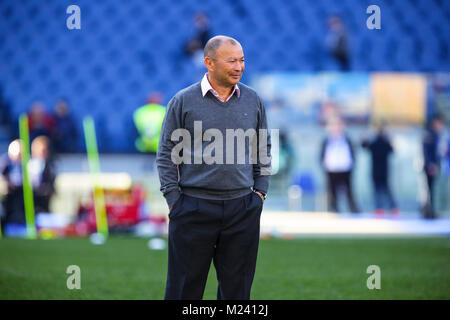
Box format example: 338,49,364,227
230,77,241,84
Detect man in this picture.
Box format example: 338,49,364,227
362,123,398,217
184,12,211,57
326,16,350,71
133,92,166,153
29,135,56,213
422,115,445,219
28,101,55,142
320,116,359,213
52,99,77,153
1,139,25,236
156,35,271,300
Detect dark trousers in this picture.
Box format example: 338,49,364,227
1,189,25,224
424,173,436,219
165,192,263,300
326,171,359,213
374,180,397,210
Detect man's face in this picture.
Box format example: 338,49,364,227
327,120,344,138
207,42,245,87
56,101,68,116
8,140,22,163
433,119,444,133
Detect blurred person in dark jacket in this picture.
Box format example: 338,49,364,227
422,115,445,219
185,12,211,57
320,117,359,213
1,139,25,228
362,123,398,217
326,16,350,71
185,12,212,69
52,99,78,153
28,136,56,213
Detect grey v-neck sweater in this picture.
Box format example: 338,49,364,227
156,81,271,208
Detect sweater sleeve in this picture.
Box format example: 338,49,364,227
253,95,271,194
156,97,183,208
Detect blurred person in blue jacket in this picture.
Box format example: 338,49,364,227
422,115,445,219
52,99,78,153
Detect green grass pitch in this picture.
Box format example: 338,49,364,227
0,236,449,299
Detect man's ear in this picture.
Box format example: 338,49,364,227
204,56,214,72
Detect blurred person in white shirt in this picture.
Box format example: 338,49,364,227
320,117,359,213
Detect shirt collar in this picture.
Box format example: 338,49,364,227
201,73,240,102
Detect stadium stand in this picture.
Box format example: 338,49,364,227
1,0,449,151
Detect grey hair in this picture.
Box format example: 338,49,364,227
204,35,239,58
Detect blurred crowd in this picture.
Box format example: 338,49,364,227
26,99,78,154
273,108,448,219
0,97,77,233
1,136,55,228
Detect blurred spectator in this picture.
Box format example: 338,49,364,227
427,75,450,122
320,117,359,213
52,99,78,153
1,139,25,229
319,100,341,126
422,115,445,219
277,131,295,178
185,12,211,68
28,136,55,213
28,101,55,142
446,137,450,178
133,92,166,153
0,86,14,140
362,123,398,216
444,137,450,210
326,16,350,71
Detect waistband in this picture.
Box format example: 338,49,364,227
181,186,252,201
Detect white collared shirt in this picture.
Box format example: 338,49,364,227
201,73,240,102
323,137,353,172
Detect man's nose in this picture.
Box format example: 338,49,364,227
234,61,243,71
